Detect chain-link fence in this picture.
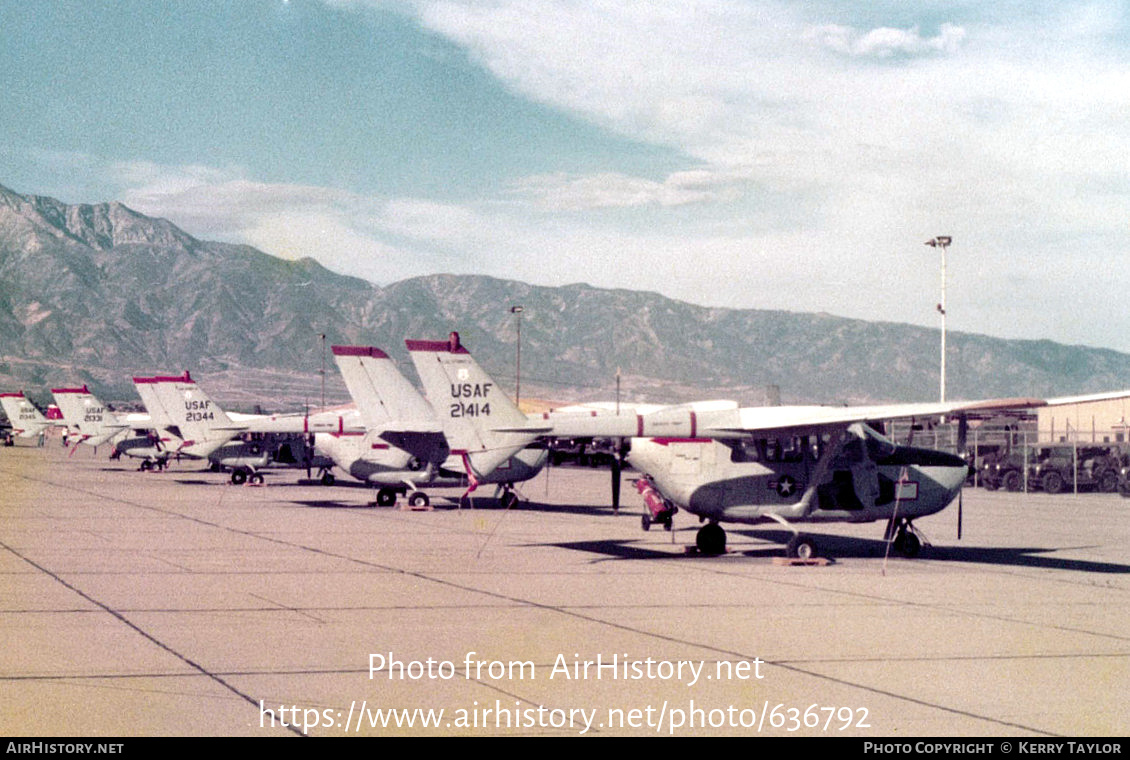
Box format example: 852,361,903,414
886,423,1127,495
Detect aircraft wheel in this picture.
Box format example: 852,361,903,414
1043,472,1064,495
249,473,264,485
1002,471,1022,492
139,460,151,472
695,523,726,556
231,469,248,485
663,518,673,532
408,491,429,508
376,488,397,507
893,530,921,558
320,472,335,487
786,535,818,560
641,513,651,532
499,491,519,510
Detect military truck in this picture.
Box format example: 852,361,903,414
980,447,1031,491
1027,444,1121,494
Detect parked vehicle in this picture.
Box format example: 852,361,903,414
982,449,1026,491
1114,454,1130,498
965,443,1005,486
1079,447,1122,493
1027,444,1120,493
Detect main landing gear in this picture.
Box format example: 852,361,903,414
695,519,821,559
372,486,430,508
695,522,726,555
884,517,923,558
230,468,265,485
786,534,818,560
497,485,519,511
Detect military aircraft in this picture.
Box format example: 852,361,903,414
322,344,547,507
403,338,552,508
295,345,446,503
411,333,1044,559
131,371,360,483
50,385,150,451
0,391,61,442
111,374,197,470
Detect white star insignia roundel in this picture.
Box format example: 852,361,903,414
776,475,798,497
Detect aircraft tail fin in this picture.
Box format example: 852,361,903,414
406,332,535,477
331,345,439,431
51,386,126,446
133,377,176,429
0,392,52,438
145,372,241,456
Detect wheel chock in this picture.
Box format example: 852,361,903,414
772,557,831,566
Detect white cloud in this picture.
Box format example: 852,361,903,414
510,167,751,210
806,23,966,58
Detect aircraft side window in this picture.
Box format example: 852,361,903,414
729,439,762,463
781,438,804,462
766,439,782,462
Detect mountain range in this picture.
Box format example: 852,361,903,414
2,182,1127,412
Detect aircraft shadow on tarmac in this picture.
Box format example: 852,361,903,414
537,527,1130,573
285,494,627,514
291,500,388,510
145,482,1130,574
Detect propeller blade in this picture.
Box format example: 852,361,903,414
611,456,621,512
958,490,963,540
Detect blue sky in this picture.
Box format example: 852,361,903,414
3,0,1129,352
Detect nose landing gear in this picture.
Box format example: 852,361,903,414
885,517,923,558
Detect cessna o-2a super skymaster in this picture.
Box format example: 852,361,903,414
413,333,1044,559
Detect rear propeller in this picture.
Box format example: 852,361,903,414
611,437,630,512
956,413,968,541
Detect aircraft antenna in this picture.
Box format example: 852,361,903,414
476,488,518,559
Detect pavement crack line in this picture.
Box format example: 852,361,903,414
0,538,306,737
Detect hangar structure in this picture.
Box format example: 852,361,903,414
1040,390,1130,443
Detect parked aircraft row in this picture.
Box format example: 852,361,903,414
1,332,1047,560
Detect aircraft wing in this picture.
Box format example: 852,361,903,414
506,397,1046,440
242,408,367,435
701,397,1047,437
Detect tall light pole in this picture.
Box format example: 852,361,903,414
925,236,952,403
510,305,524,408
320,333,326,410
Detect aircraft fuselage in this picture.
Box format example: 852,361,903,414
628,426,969,526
